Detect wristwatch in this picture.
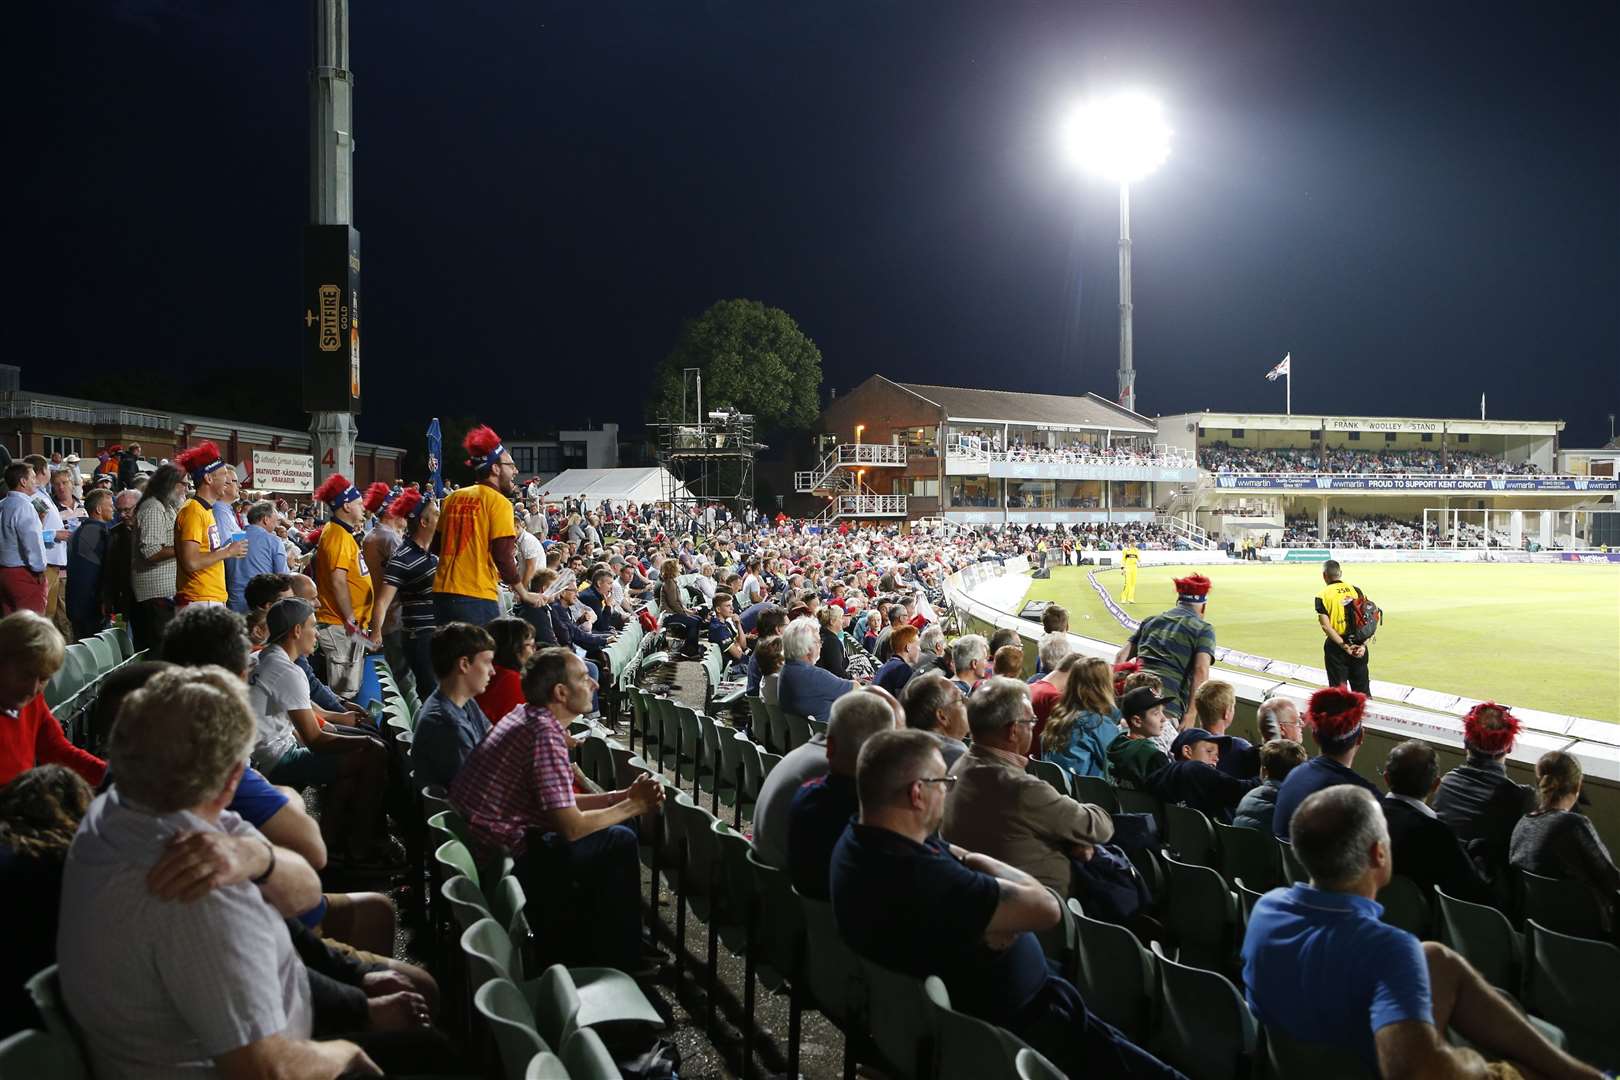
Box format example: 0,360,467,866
250,838,276,885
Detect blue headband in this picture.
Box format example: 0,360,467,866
475,444,507,472
327,485,363,509
1177,593,1208,604
190,459,227,483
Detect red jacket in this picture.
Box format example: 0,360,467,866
475,667,525,728
0,694,107,788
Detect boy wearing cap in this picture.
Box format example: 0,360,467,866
1115,573,1215,722
1150,728,1261,825
1105,685,1176,789
1271,686,1382,840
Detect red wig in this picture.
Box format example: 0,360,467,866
1462,702,1520,756
387,486,425,521
313,473,355,506
362,482,392,515
174,441,223,478
463,425,505,470
1306,686,1367,742
1172,573,1212,600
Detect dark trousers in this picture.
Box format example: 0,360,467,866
130,597,174,653
1324,641,1371,694
402,627,437,696
1013,971,1185,1079
516,824,642,972
433,593,500,627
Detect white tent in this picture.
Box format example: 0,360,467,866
537,466,690,505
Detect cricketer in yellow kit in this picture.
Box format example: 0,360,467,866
1121,543,1141,602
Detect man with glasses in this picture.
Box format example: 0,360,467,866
831,727,1181,1079
434,425,522,626
941,676,1114,896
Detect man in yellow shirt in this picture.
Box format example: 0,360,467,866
172,442,248,608
1315,559,1373,694
1120,541,1141,603
311,473,375,696
434,425,528,626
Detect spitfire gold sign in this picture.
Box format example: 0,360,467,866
302,224,362,413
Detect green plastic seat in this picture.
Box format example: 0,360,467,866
1014,1046,1067,1080
862,958,937,1079
560,1027,620,1080
0,1028,88,1079
1435,885,1522,994
441,874,493,935
764,700,789,753
799,892,868,1030
744,695,773,750
782,709,814,750
674,703,708,793
475,977,551,1080
112,622,134,660
1148,940,1258,1080
1518,870,1610,942
1163,854,1240,974
924,974,1033,1080
1376,874,1434,940
1262,1024,1376,1080
427,808,469,846
1027,757,1071,797
735,732,764,809
24,965,88,1062
760,748,783,779
96,627,127,664
1069,899,1155,1042
578,734,614,790
81,636,116,677
1164,803,1219,868
1278,838,1309,884
492,874,533,950
1216,821,1283,892
523,1050,568,1079
435,839,511,904
654,695,681,772
1069,773,1121,814
421,784,453,822
1233,878,1268,927
1116,785,1165,828
533,962,665,1048
1523,919,1620,1067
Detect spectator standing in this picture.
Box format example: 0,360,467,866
1316,559,1374,693
411,623,496,790
64,486,115,640
99,489,141,627
1115,573,1215,722
370,489,440,695
942,676,1114,895
172,444,248,609
311,474,375,698
24,459,72,634
1233,740,1308,833
434,426,523,626
1271,687,1381,839
0,461,49,614
131,463,186,650
1041,656,1122,780
450,649,664,975
831,728,1180,1079
116,442,144,491
1434,702,1534,881
1378,739,1494,904
0,611,106,787
783,691,899,898
57,666,377,1080
1243,786,1599,1080
210,465,245,601
228,500,291,613
1509,750,1619,932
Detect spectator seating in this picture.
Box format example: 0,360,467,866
1436,886,1523,995
1522,921,1620,1066
43,622,141,744
0,1026,88,1079
1148,940,1258,1080
1517,870,1611,942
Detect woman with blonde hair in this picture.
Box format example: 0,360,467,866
0,611,106,787
1510,750,1619,931
1042,656,1122,779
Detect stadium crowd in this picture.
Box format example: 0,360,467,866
949,433,1194,468
1281,514,1518,549
1,423,1614,1078
1200,442,1545,476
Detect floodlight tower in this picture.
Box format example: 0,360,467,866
1061,92,1171,414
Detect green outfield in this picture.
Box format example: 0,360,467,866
1022,562,1620,723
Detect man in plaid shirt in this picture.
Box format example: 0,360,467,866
450,647,663,974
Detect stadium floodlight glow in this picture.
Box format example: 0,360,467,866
1059,90,1171,414
1059,91,1171,184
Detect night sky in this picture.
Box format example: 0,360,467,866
20,1,1620,452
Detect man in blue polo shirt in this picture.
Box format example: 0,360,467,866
778,616,854,721
1245,785,1597,1079
1271,686,1381,839
831,728,1182,1079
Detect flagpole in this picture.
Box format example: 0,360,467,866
1286,367,1291,416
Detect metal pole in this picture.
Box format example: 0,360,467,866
1286,368,1291,416
1117,183,1135,414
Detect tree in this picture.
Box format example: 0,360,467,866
648,299,823,430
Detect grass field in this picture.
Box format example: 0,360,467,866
1022,563,1620,723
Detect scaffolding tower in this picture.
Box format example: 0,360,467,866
653,407,758,514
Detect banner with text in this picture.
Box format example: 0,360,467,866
252,451,315,492
1215,475,1618,492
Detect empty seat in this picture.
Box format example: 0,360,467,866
1162,854,1240,975
474,977,551,1080
1216,821,1283,892
1148,941,1258,1080
1070,773,1121,814
1164,803,1219,868
1435,885,1522,994
1523,919,1620,1067
1376,874,1434,940
1026,757,1071,797
0,1028,88,1079
1278,838,1309,884
559,1027,620,1080
782,709,814,750
1069,899,1156,1042
923,974,1034,1080
862,958,937,1079
1262,1024,1376,1080
1518,870,1610,942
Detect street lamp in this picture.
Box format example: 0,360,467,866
854,424,865,446
1060,91,1171,414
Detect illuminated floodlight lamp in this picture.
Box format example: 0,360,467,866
1060,91,1171,184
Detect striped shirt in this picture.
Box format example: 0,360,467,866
131,498,178,603
448,703,575,862
1128,604,1216,717
383,538,438,632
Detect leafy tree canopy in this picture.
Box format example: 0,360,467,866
649,299,822,431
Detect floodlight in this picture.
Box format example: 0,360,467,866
1060,92,1171,184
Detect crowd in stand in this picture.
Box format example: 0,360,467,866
1200,442,1546,475
949,433,1193,468
1281,514,1519,549
1,422,1614,1078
